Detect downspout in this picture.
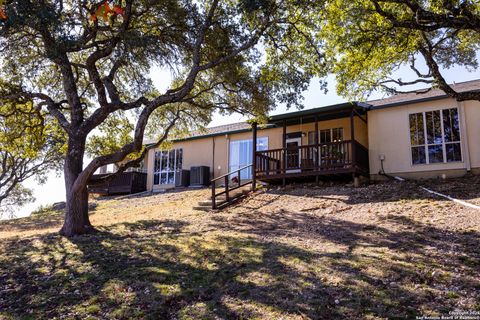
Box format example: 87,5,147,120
458,101,471,171
226,134,230,175
212,136,215,180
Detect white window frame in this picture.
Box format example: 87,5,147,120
308,127,344,145
229,137,268,178
153,149,183,185
409,108,462,165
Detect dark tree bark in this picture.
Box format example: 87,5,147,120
60,137,93,236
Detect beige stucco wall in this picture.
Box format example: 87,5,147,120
147,137,216,191
146,147,155,191
368,97,480,179
146,128,278,191
146,116,365,191
283,117,368,148
462,100,480,169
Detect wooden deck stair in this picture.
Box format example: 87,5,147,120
193,185,252,211
193,164,256,211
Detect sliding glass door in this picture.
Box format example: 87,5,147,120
229,137,268,179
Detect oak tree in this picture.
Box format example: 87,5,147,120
0,0,326,236
321,0,480,100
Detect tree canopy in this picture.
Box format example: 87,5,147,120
0,0,327,235
0,82,64,218
321,0,480,100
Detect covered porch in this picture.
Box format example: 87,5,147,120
252,103,369,185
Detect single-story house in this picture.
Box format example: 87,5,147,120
92,79,480,195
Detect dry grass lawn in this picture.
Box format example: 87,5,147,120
1,177,479,319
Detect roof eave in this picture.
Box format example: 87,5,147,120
268,101,366,122
369,89,480,110
171,124,277,142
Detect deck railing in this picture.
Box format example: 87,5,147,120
255,140,369,178
354,141,369,173
209,140,369,209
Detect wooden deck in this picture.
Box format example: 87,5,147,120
209,105,369,209
88,171,147,195
255,140,369,182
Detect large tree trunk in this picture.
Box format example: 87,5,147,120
59,138,94,237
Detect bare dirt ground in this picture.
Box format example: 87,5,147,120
0,176,479,319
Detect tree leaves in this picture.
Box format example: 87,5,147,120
0,0,6,21
90,1,125,23
0,81,65,215
320,0,480,99
0,0,330,234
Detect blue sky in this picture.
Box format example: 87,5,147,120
9,63,480,219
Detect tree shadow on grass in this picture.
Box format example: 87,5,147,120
209,208,480,313
0,203,99,237
0,214,479,319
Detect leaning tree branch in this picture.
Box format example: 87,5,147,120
0,91,71,132
80,109,181,187
379,77,434,87
378,83,433,95
419,32,480,101
72,0,273,194
370,0,480,32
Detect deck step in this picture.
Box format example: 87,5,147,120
194,185,254,211
192,205,212,211
194,193,247,211
210,188,251,199
197,199,229,206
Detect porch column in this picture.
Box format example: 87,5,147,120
315,115,319,184
251,122,257,192
350,108,356,179
350,108,355,142
282,119,287,186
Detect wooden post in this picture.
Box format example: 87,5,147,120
225,175,230,202
350,108,356,182
315,115,319,185
282,119,287,186
251,122,257,192
211,182,216,209
350,108,355,142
